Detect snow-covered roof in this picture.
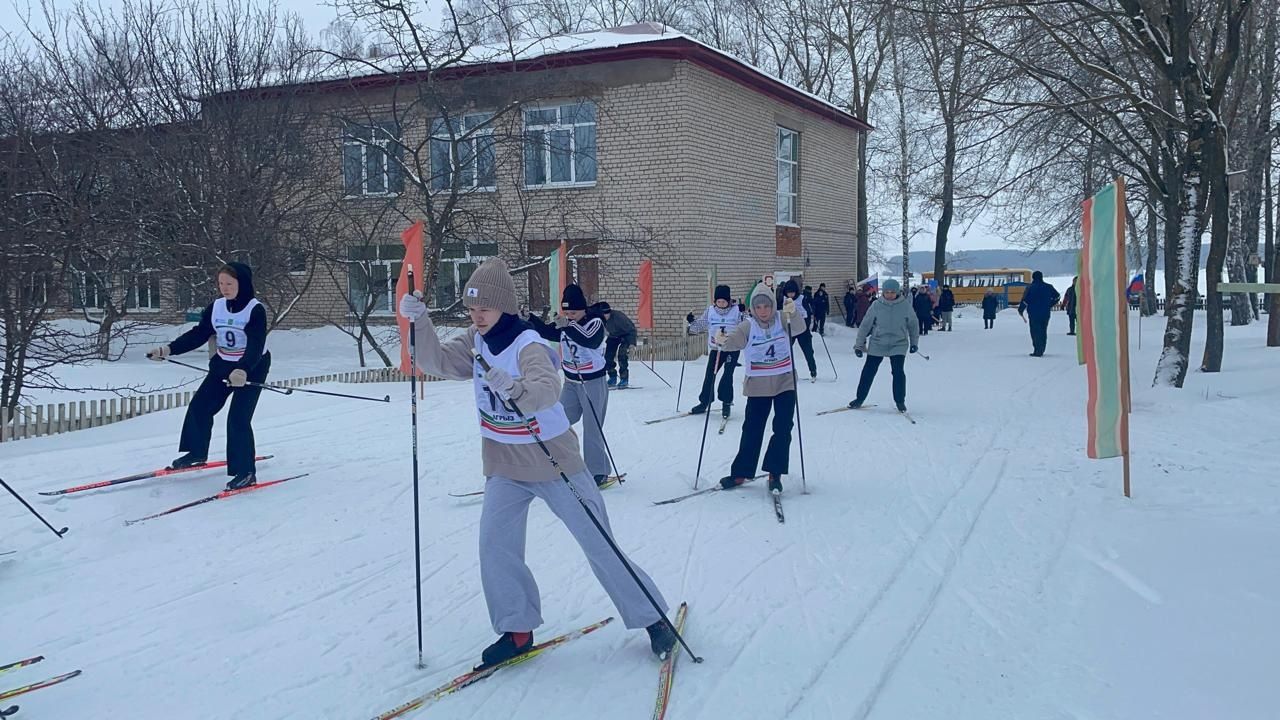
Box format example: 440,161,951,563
241,23,870,131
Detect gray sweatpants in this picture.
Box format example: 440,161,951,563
560,377,611,478
480,471,667,632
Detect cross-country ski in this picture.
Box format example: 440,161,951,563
0,670,82,703
123,473,310,525
38,456,274,496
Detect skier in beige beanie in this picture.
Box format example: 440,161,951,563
398,257,678,667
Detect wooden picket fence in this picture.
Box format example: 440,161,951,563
0,366,432,443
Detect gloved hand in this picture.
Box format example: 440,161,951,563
782,298,796,319
398,291,428,322
855,348,864,359
909,345,918,354
554,315,570,329
686,312,695,324
147,346,170,362
485,366,518,398
228,369,248,387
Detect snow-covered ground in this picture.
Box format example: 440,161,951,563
2,308,1277,719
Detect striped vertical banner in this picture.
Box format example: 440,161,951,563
1080,179,1132,472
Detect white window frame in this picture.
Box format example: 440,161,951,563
76,271,108,313
523,101,598,189
347,245,401,317
21,274,50,307
431,113,497,192
128,271,162,312
342,124,400,198
777,126,800,227
431,243,498,310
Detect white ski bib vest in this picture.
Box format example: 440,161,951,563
473,330,572,444
212,298,262,362
743,315,792,377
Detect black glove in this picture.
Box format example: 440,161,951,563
909,345,918,354
686,312,695,324
854,348,864,359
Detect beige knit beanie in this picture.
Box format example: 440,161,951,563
462,257,519,314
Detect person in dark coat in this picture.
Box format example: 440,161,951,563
595,302,636,387
854,286,873,327
1063,277,1078,335
782,280,819,380
147,262,271,491
981,289,999,329
843,286,857,327
912,286,934,336
1017,271,1061,356
937,286,956,331
812,283,830,335
801,285,815,332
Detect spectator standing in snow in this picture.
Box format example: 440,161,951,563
913,286,934,336
801,285,815,332
843,286,857,327
398,258,678,667
595,302,636,388
855,286,874,327
1017,271,1061,357
527,284,613,487
711,283,807,494
938,285,956,331
147,262,270,492
849,278,918,413
686,284,745,419
981,289,999,329
812,283,830,335
1063,277,1078,335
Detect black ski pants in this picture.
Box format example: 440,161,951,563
731,390,796,478
698,349,739,406
854,354,905,405
917,313,931,335
1028,314,1050,355
813,313,827,335
179,353,271,476
789,330,818,376
605,337,631,380
1068,312,1077,334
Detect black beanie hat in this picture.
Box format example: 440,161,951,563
714,284,731,302
783,279,800,297
561,284,587,311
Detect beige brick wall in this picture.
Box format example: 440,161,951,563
271,55,861,342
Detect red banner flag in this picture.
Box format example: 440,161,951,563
636,259,654,330
397,221,425,376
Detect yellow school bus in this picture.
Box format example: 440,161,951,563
921,269,1034,305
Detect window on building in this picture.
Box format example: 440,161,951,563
347,244,401,315
431,113,496,191
524,102,597,187
20,274,50,307
72,272,108,310
434,241,498,308
288,248,309,275
527,240,599,310
128,272,162,310
777,126,799,225
342,122,404,196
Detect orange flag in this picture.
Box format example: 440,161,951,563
636,259,654,330
397,221,425,376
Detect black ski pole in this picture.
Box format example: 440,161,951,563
473,352,703,664
0,477,67,538
817,330,838,380
161,357,209,373
675,331,688,413
227,380,390,403
407,267,426,669
783,318,809,495
567,350,624,483
637,346,673,388
692,346,722,490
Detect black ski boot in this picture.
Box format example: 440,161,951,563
896,403,907,413
719,476,747,490
847,399,864,410
594,474,609,488
479,631,534,669
646,620,677,659
768,474,783,494
169,452,207,470
721,403,732,419
226,472,257,491
690,403,709,414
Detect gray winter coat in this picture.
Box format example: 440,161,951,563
855,294,919,357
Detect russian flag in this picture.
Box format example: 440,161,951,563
857,275,878,291
1127,273,1144,296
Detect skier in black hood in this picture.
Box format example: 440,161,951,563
147,262,271,490
781,280,818,381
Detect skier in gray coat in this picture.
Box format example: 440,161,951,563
848,278,919,413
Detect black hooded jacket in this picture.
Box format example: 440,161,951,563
169,261,269,373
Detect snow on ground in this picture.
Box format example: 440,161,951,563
2,308,1277,719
